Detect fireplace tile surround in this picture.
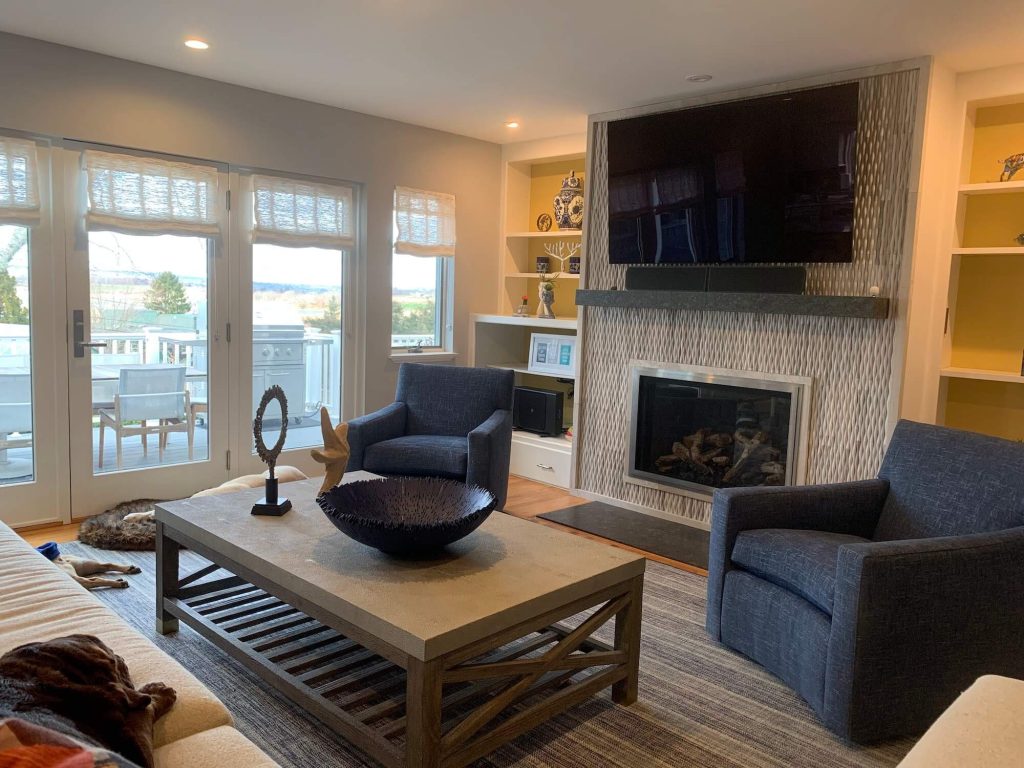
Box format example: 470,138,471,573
574,66,922,527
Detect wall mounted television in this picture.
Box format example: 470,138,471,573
607,82,859,265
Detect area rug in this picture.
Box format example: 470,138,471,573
62,540,915,768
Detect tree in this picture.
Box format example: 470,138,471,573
0,269,28,324
304,295,341,333
391,298,436,335
144,271,191,314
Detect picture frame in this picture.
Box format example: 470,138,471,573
528,333,577,376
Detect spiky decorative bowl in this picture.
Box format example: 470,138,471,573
316,477,496,556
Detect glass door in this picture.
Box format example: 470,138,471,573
0,138,67,528
64,149,232,517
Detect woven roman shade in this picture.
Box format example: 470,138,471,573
394,186,456,257
83,150,220,236
0,138,41,226
252,175,355,248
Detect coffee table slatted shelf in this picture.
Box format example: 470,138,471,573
164,562,626,768
155,475,645,768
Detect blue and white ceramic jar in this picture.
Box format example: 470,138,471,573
553,171,584,230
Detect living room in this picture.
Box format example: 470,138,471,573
0,3,1022,767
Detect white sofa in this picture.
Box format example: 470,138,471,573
0,522,279,768
898,675,1024,767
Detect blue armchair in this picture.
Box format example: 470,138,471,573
346,364,515,508
706,420,1024,742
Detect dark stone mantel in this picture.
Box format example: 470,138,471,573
575,289,889,319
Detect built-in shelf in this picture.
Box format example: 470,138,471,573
487,362,575,380
504,272,581,280
940,366,1024,384
512,429,573,453
952,246,1024,255
957,180,1024,196
473,313,578,330
575,290,889,319
506,231,582,239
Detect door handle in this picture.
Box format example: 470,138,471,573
72,309,108,358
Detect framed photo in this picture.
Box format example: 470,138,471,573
528,333,577,376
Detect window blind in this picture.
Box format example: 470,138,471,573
252,175,355,248
0,138,41,226
83,150,220,236
394,186,456,258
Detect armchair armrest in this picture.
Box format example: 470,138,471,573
346,402,406,471
466,409,513,509
825,527,1024,741
706,479,889,639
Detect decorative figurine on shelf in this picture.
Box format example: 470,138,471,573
310,407,350,495
1000,153,1024,182
252,385,292,516
553,170,584,230
538,275,557,319
536,213,553,232
542,240,581,273
1015,232,1024,246
514,294,529,316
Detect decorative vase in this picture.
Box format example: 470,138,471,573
535,255,550,273
553,170,584,230
537,280,556,319
568,256,581,274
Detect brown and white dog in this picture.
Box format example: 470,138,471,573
55,555,141,590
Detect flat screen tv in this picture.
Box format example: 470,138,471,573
607,82,859,265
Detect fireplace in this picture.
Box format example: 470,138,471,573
626,363,811,499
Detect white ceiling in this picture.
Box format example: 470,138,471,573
1,1,1022,144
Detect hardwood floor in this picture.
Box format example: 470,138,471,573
17,475,706,576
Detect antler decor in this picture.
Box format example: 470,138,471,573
541,241,581,274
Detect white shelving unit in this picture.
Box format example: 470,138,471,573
940,366,1024,384
469,135,587,490
957,180,1024,196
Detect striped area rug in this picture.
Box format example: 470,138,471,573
63,541,914,767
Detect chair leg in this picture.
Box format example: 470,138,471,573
142,421,148,458
158,421,165,462
116,429,123,469
98,421,105,468
187,413,194,461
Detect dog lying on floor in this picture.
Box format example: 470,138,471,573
36,541,141,590
0,634,175,768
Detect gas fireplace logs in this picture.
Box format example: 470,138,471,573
655,428,784,487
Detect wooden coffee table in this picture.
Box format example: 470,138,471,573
154,474,645,768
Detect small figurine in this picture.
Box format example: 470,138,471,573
310,407,350,495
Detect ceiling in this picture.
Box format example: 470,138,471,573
1,1,1022,144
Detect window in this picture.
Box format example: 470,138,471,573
391,186,455,351
250,175,353,451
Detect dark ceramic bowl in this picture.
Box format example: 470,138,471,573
316,477,496,556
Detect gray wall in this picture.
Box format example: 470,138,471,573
0,32,501,413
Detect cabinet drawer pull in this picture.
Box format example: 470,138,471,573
536,463,554,471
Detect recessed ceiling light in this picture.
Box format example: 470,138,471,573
504,121,520,129
685,74,713,83
184,39,209,50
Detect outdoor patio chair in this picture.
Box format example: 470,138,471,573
98,366,193,469
0,372,33,480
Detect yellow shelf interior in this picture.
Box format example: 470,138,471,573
968,102,1024,184
944,378,1024,441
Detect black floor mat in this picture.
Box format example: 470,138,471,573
540,501,709,569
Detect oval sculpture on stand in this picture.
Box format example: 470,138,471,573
553,170,584,230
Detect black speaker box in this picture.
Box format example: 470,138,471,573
625,267,708,291
706,266,807,294
513,386,564,437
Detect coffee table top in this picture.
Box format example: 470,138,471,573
155,474,645,660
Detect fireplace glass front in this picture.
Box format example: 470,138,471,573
628,368,805,498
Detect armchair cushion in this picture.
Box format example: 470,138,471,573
874,420,1024,541
346,402,406,471
363,435,467,479
732,529,870,615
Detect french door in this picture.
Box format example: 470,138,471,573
0,144,359,528
0,140,69,527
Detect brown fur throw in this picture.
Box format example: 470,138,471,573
78,499,165,551
0,634,175,768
